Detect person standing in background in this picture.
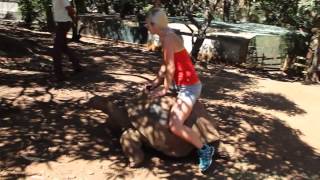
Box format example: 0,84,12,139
52,0,82,81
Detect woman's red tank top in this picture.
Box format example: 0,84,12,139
173,49,200,86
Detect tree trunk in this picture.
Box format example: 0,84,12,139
44,3,55,32
190,37,205,62
71,0,80,41
305,31,320,83
281,54,295,72
23,0,34,28
182,1,219,62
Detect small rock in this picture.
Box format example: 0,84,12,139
29,175,44,180
64,134,73,140
227,116,234,121
48,146,59,153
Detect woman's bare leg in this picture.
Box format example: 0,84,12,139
169,98,203,149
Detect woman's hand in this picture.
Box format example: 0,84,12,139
149,87,167,99
142,81,155,94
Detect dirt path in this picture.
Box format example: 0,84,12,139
0,24,319,179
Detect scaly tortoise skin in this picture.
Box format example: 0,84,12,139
89,93,220,167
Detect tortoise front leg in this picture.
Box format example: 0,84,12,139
120,128,145,167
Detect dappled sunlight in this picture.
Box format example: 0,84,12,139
201,68,258,101
0,31,161,178
203,101,319,179
1,23,319,179
241,92,306,116
198,67,319,178
0,93,128,178
201,68,307,116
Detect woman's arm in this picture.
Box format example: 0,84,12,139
163,37,175,92
64,0,77,23
150,63,166,89
148,34,176,97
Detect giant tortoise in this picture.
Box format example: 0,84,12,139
89,92,221,167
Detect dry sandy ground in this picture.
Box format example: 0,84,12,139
0,25,319,180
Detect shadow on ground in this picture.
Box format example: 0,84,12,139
0,25,319,179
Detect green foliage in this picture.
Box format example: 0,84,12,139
262,0,299,25
18,0,52,28
17,0,320,35
18,0,37,27
249,0,320,30
297,1,320,30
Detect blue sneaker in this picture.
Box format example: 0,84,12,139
198,144,215,172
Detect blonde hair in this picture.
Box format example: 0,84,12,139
147,8,168,29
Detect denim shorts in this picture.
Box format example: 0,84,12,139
174,82,202,106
